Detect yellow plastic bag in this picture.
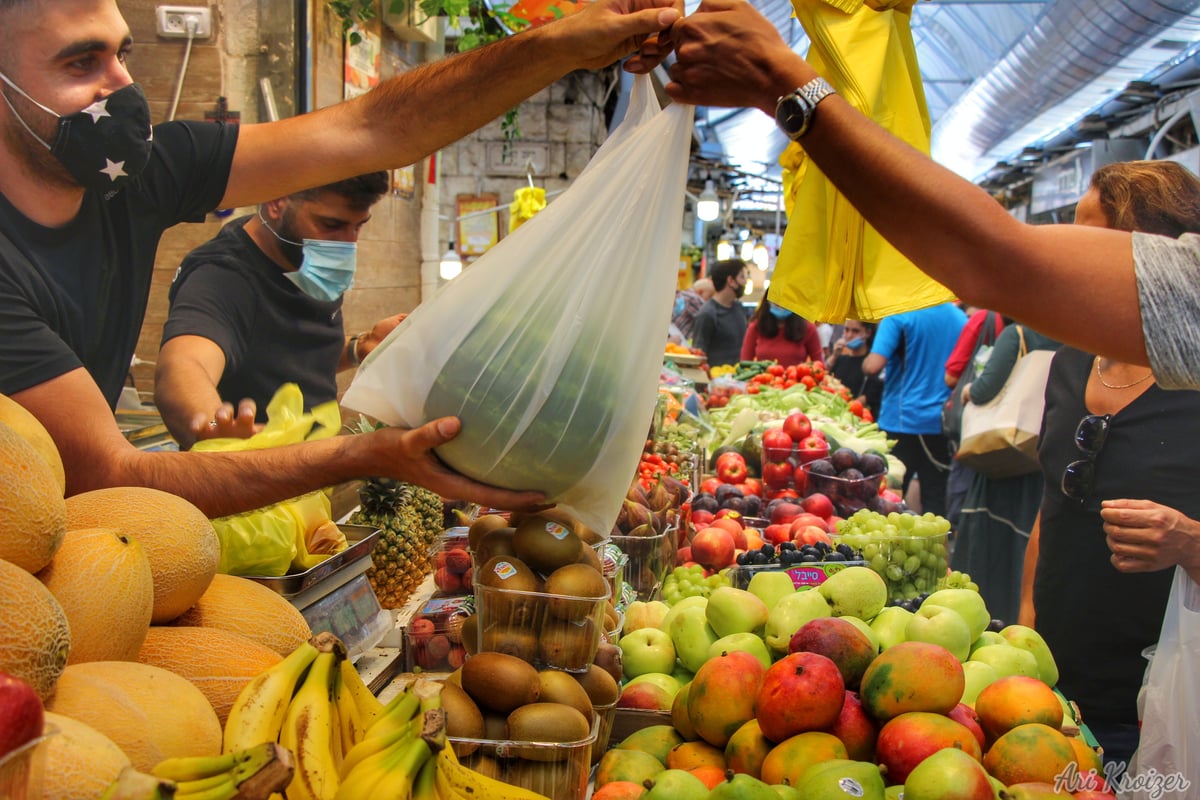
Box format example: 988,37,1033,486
509,186,547,232
193,383,344,576
772,0,956,323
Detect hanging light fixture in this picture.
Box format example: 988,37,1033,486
439,241,463,280
716,238,733,261
696,179,720,223
740,238,755,262
753,242,770,270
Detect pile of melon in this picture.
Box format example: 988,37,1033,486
0,395,312,799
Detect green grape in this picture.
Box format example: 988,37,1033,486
913,576,930,592
901,581,918,598
886,565,905,582
663,589,682,605
870,554,888,574
890,549,908,566
903,554,921,575
966,581,979,592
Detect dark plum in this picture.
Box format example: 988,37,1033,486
743,495,763,518
830,447,859,472
714,483,744,506
807,458,837,477
858,452,887,477
692,493,719,513
838,468,865,482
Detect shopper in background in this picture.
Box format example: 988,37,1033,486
155,174,406,449
945,307,1003,389
0,0,682,518
658,0,1200,392
671,277,714,343
1019,161,1200,771
826,319,883,414
950,322,1059,626
863,304,967,515
740,295,824,367
691,259,750,368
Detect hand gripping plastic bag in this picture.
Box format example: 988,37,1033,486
193,383,345,576
1127,567,1200,796
771,0,956,323
343,76,694,535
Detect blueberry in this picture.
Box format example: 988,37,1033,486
836,543,856,558
824,552,846,562
751,551,768,565
799,545,820,558
779,541,796,552
736,552,748,566
815,541,832,554
801,553,821,563
760,544,775,558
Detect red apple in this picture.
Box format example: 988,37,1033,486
763,524,793,546
762,460,794,491
676,546,693,565
700,477,722,495
766,488,800,502
739,478,763,497
782,412,813,442
947,702,986,750
795,436,831,464
0,672,44,758
716,453,749,483
792,463,809,494
769,501,804,525
761,429,794,462
800,493,836,520
755,652,846,742
692,526,736,570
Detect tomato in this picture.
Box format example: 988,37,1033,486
801,376,817,389
747,384,760,394
767,364,785,376
848,400,864,417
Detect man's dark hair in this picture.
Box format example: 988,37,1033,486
709,259,747,292
293,171,389,211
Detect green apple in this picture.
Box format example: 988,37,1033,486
747,570,798,612
869,606,914,651
623,599,671,635
840,614,881,653
969,630,1006,656
625,671,682,696
1000,624,1060,686
905,604,972,661
960,660,999,706
620,628,677,678
764,589,831,654
672,663,695,686
661,595,709,634
706,586,770,638
922,589,991,641
643,769,710,800
968,643,1039,679
668,605,721,674
707,632,773,670
817,566,887,620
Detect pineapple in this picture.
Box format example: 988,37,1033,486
349,476,443,609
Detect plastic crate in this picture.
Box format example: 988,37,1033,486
432,529,473,597
448,716,599,800
404,596,473,672
610,529,674,602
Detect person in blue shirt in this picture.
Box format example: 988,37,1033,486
863,304,967,517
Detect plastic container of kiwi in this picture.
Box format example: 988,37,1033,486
447,716,599,800
473,582,610,673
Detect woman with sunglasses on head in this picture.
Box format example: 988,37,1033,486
1020,160,1200,774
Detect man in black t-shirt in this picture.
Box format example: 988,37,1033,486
691,259,749,368
0,0,682,519
155,173,405,449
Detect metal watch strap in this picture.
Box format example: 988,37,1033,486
776,77,836,140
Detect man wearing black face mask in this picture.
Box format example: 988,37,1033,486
691,259,750,369
155,173,408,450
0,0,682,519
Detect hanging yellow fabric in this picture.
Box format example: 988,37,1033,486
509,186,547,232
772,0,956,323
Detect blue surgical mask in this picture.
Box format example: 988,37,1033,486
768,306,792,320
259,210,357,301
846,337,865,349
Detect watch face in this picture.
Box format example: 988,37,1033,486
776,94,810,139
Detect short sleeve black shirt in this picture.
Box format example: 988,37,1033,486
0,121,239,407
161,216,344,420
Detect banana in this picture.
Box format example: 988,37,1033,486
338,658,384,730
223,638,320,753
411,751,439,800
99,767,177,800
279,647,343,800
173,776,236,800
363,685,420,740
332,663,364,765
172,773,232,794
339,715,420,779
434,745,551,800
153,751,239,782
334,736,430,800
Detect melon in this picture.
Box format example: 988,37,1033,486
0,421,67,573
65,487,220,623
46,661,222,771
170,573,312,656
38,527,154,664
30,712,131,800
136,626,282,725
0,393,65,495
0,558,71,700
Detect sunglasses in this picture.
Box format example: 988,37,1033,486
1061,413,1111,502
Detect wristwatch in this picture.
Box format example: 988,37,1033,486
775,77,837,141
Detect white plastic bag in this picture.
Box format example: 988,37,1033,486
343,77,694,534
1126,567,1200,798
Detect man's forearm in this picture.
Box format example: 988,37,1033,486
155,363,223,449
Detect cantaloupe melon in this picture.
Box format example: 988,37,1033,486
46,661,222,771
0,421,67,574
30,712,132,800
38,527,154,664
170,573,312,656
0,558,70,700
65,487,220,623
136,626,282,725
0,393,65,495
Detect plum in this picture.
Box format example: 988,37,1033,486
831,447,860,472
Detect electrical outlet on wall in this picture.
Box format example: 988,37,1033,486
156,5,212,38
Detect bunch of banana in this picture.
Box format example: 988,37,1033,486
99,742,294,800
222,632,385,800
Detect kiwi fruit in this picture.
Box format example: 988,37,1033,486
461,753,503,779
575,541,604,573
543,563,608,621
506,703,592,760
440,681,485,756
480,623,537,663
474,527,517,563
538,617,597,671
458,614,479,655
536,668,595,724
505,757,588,797
572,664,619,707
475,555,543,625
513,515,583,575
468,514,510,550
481,712,509,741
460,651,541,714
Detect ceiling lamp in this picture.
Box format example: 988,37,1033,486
752,242,770,270
716,238,733,261
740,239,755,262
439,243,463,280
696,180,720,222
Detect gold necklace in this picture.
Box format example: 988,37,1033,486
1094,357,1154,390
